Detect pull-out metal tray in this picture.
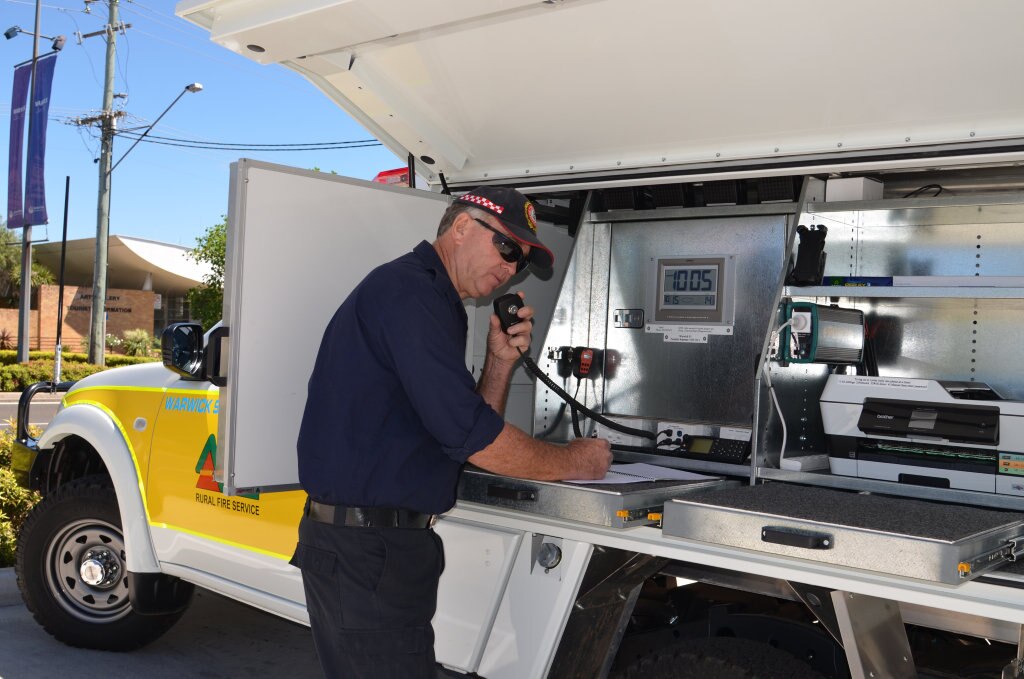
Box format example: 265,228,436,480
458,466,731,529
662,483,1024,584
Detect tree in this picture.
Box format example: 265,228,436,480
187,217,226,331
0,220,55,308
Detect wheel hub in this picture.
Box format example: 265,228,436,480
45,518,131,622
79,548,120,587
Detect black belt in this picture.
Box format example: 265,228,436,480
306,499,436,529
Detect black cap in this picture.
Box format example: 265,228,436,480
455,186,554,269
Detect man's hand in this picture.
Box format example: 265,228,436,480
565,438,613,480
487,291,534,364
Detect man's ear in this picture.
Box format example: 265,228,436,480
450,212,472,244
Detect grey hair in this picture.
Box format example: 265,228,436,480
436,203,489,237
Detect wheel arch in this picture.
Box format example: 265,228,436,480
37,403,160,573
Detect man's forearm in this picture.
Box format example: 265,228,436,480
468,423,582,480
476,353,516,416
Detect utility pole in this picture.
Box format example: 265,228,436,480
72,7,192,366
16,0,42,363
88,0,120,365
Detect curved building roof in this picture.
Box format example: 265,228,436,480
34,236,212,297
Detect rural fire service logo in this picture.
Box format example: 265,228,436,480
525,200,537,233
195,434,260,501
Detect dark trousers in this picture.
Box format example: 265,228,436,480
291,514,445,679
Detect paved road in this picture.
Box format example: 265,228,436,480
0,393,60,431
0,395,321,677
0,568,323,679
1,569,467,679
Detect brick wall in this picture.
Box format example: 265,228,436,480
0,309,35,348
29,285,156,351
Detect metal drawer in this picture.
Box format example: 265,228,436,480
458,467,731,529
662,483,1024,584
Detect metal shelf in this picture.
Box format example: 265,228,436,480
594,201,799,223
805,191,1024,214
757,466,1024,512
784,286,1024,299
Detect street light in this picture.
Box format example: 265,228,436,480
88,82,202,364
108,83,202,174
4,26,65,51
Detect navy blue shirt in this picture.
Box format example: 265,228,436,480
296,241,506,514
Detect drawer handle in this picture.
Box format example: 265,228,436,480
761,526,833,550
487,484,536,501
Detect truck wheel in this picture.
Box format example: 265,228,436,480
15,476,191,650
611,637,827,679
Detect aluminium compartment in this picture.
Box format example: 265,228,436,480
458,467,730,529
662,483,1024,584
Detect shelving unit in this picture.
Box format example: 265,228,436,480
784,285,1024,299
805,191,1024,215
758,188,1024,509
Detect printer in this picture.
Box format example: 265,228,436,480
820,375,1024,495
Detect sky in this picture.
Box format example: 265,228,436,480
1,0,403,248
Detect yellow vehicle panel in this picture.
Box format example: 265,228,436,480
64,386,165,491
68,384,305,560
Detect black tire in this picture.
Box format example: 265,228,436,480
611,637,828,679
15,476,192,651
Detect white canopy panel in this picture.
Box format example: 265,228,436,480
177,0,1024,186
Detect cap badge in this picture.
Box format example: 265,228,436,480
525,201,537,234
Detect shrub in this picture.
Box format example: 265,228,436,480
0,350,156,369
0,360,107,391
77,334,124,354
105,355,157,367
0,328,12,351
121,329,156,357
0,423,40,567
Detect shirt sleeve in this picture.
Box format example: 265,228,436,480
359,277,505,462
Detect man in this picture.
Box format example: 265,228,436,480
291,185,612,678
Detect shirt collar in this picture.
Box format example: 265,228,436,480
413,240,460,300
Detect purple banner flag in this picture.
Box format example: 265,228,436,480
6,62,31,229
25,53,58,226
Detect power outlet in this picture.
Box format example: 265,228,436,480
656,421,698,447
790,311,812,334
786,310,814,360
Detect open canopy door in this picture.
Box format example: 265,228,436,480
178,0,1024,188
219,160,449,493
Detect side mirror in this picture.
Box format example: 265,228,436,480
162,323,205,379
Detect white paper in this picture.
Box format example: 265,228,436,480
564,463,719,485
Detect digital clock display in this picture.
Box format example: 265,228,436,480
660,265,718,309
650,255,731,325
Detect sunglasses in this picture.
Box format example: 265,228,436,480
474,218,529,273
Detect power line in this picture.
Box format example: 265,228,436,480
111,133,383,152
120,2,208,42
125,26,315,94
61,7,104,88
115,131,380,148
117,13,131,102
1,0,89,13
